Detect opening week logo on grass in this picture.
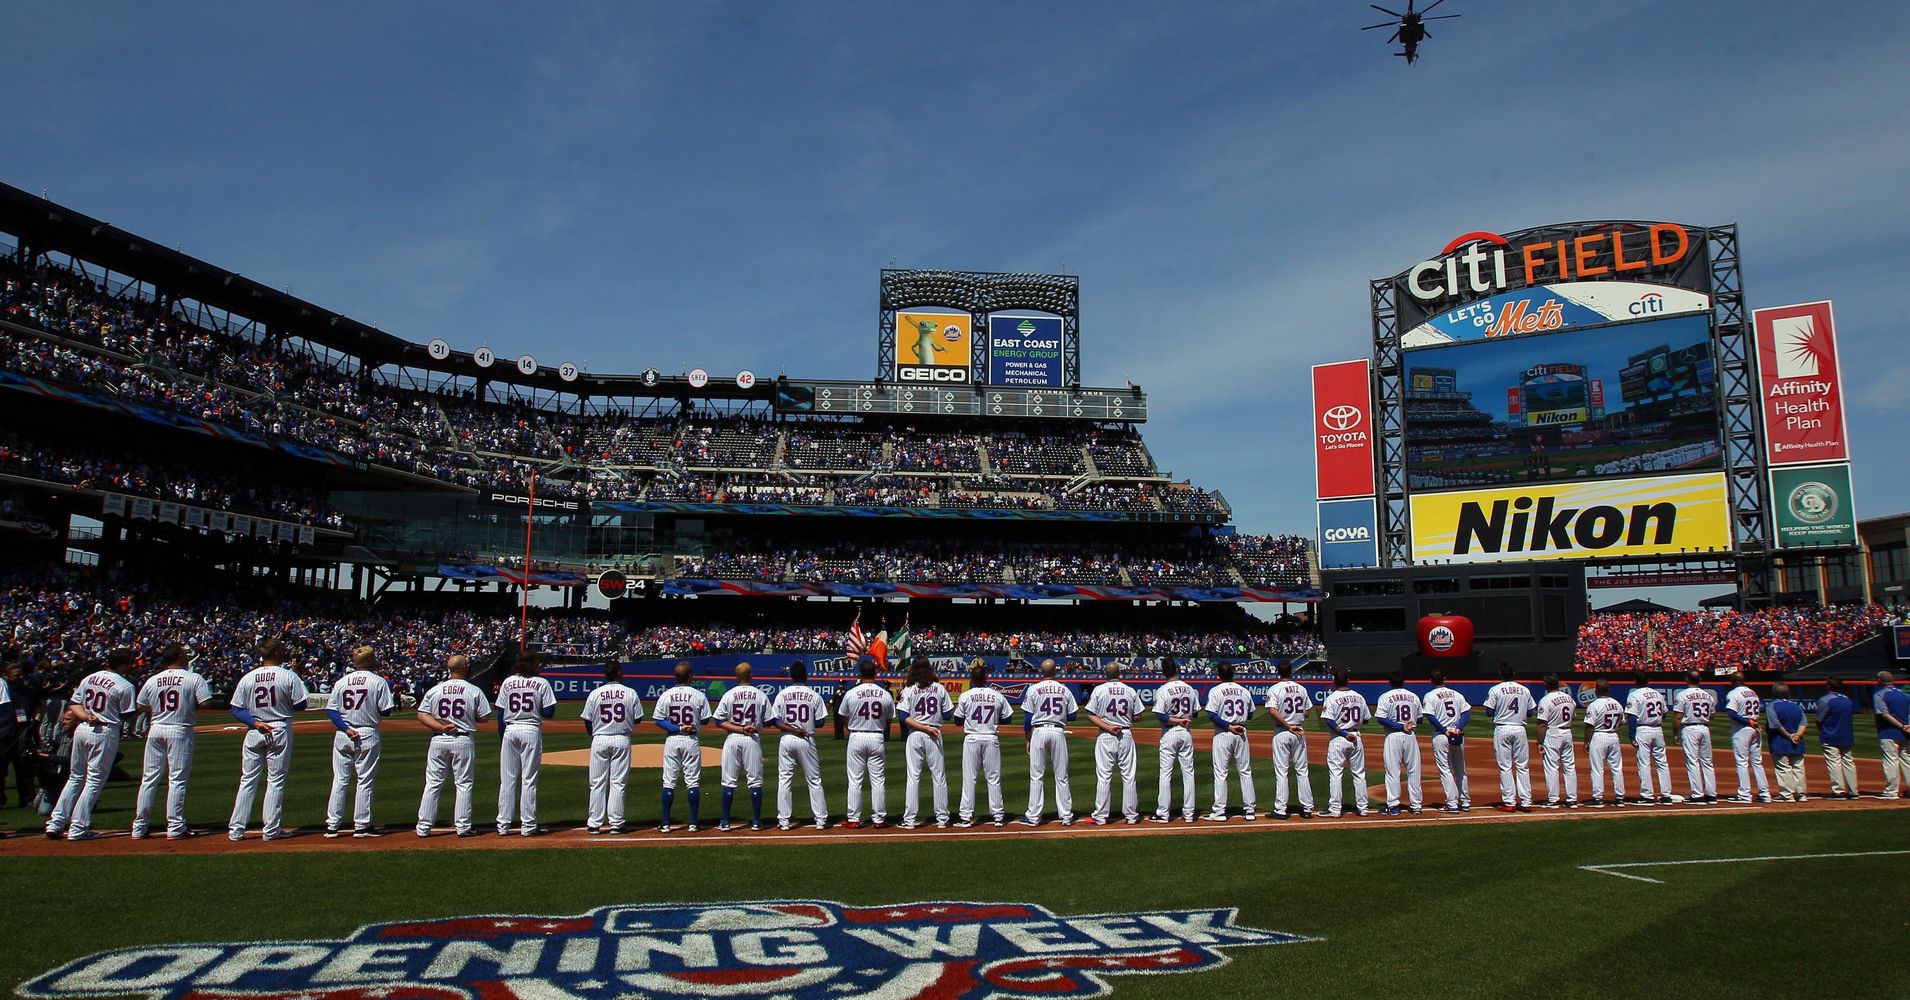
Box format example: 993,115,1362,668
20,901,1312,1000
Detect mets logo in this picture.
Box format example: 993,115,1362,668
18,900,1313,1000
1427,626,1456,652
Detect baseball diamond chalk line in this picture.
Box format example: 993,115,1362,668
1578,849,1910,884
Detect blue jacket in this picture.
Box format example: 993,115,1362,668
1765,700,1806,756
1874,687,1909,742
1815,694,1854,749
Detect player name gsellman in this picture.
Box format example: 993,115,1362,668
20,900,1313,1000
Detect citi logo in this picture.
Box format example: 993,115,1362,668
1321,405,1363,431
1630,292,1667,316
1324,526,1371,542
1405,224,1693,303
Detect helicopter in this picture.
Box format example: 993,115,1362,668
1363,0,1460,65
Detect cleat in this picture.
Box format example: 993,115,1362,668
1732,795,1755,803
1059,818,1074,827
1086,817,1106,826
1497,805,1517,813
936,820,949,829
1659,796,1675,806
263,831,293,841
814,819,828,830
1356,808,1370,817
68,831,101,842
415,828,431,838
778,821,792,831
522,827,545,837
992,817,1006,827
1015,817,1040,827
586,826,602,836
353,827,383,838
457,829,479,838
1202,812,1229,823
1271,810,1289,820
44,829,64,841
1323,808,1342,818
952,819,973,828
1147,815,1172,824
870,820,886,829
1567,802,1580,809
1590,800,1608,808
1126,817,1139,825
1516,806,1531,813
686,824,700,833
608,825,623,834
130,831,148,841
323,828,343,839
1542,802,1561,810
497,825,509,837
658,823,673,833
1299,808,1314,819
1408,805,1423,815
842,820,861,829
897,819,917,830
1242,812,1257,822
1442,805,1461,813
167,830,195,840
751,822,763,831
228,833,245,842
1758,796,1774,803
717,822,732,833
1460,804,1471,812
1385,806,1401,816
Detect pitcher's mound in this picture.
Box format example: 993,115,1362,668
546,745,725,769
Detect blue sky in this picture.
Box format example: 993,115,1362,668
6,1,1908,604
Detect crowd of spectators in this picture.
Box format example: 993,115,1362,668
1226,533,1314,589
0,431,346,527
1572,603,1891,673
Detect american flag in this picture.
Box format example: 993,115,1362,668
845,609,867,658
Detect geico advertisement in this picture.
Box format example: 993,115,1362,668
1410,472,1731,563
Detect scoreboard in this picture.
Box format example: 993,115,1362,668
777,381,1147,422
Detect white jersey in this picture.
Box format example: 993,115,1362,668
899,683,954,727
420,679,492,735
1723,686,1761,730
1021,679,1079,727
953,686,1012,736
840,682,895,733
653,685,713,736
1421,687,1472,733
1585,696,1624,734
1672,686,1717,725
582,682,642,739
71,670,136,726
325,669,395,731
770,684,829,737
1536,691,1576,732
1484,681,1535,727
496,675,557,728
715,684,774,736
1203,682,1255,727
1321,689,1371,734
230,666,309,724
1153,680,1200,727
1626,687,1669,727
137,668,211,727
1084,681,1142,730
1267,680,1311,726
1375,689,1421,731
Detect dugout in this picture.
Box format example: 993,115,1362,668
1319,563,1585,677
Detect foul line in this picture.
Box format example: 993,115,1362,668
1580,849,1910,884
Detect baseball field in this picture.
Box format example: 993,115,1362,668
2,715,1905,1000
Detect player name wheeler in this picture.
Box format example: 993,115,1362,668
20,901,1313,1000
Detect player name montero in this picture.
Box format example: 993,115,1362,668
1451,496,1677,555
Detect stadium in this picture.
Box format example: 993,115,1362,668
4,6,1909,999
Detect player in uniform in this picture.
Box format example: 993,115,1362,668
1020,658,1079,826
1626,674,1675,805
1374,672,1422,815
323,646,395,838
1535,674,1578,809
1671,670,1718,804
1723,671,1773,803
839,658,895,828
131,644,211,840
1265,662,1314,820
228,640,311,841
416,655,492,837
1583,679,1626,807
581,663,641,834
653,661,713,832
1202,661,1257,822
952,663,1012,827
1149,659,1199,823
897,657,955,829
769,660,830,830
1421,671,1472,812
1482,665,1535,813
714,661,773,831
495,651,558,835
46,650,136,841
1084,661,1142,825
1320,670,1371,818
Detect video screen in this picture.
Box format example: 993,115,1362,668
1403,313,1721,491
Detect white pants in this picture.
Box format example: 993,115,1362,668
846,732,887,823
903,731,948,824
1541,730,1577,804
1093,730,1138,823
49,724,120,838
587,734,631,829
1326,735,1368,813
229,723,293,837
1026,727,1073,822
1823,745,1857,796
661,734,703,790
1589,733,1625,801
1680,725,1716,799
133,724,194,837
1210,730,1255,816
418,733,477,834
960,734,1004,822
1773,754,1807,800
1272,729,1314,814
1731,728,1771,799
1432,734,1470,807
1877,738,1905,797
1383,731,1421,808
1156,727,1196,820
722,733,764,788
1492,725,1531,807
1634,727,1672,798
327,730,381,832
777,734,827,823
498,726,544,831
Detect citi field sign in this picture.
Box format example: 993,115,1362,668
1402,223,1696,305
18,901,1313,1000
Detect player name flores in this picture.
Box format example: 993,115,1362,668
22,901,1312,1000
1411,473,1732,564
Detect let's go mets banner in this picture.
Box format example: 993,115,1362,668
1410,472,1732,564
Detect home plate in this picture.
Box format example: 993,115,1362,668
545,745,725,769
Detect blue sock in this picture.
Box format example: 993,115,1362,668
688,787,701,823
750,787,763,825
721,786,735,824
661,788,673,825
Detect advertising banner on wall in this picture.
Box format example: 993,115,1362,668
1753,301,1848,467
1311,359,1375,500
1770,462,1857,549
1316,497,1380,568
895,310,972,383
1401,281,1710,349
1409,471,1732,564
986,315,1064,386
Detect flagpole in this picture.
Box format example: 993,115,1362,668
519,468,536,653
